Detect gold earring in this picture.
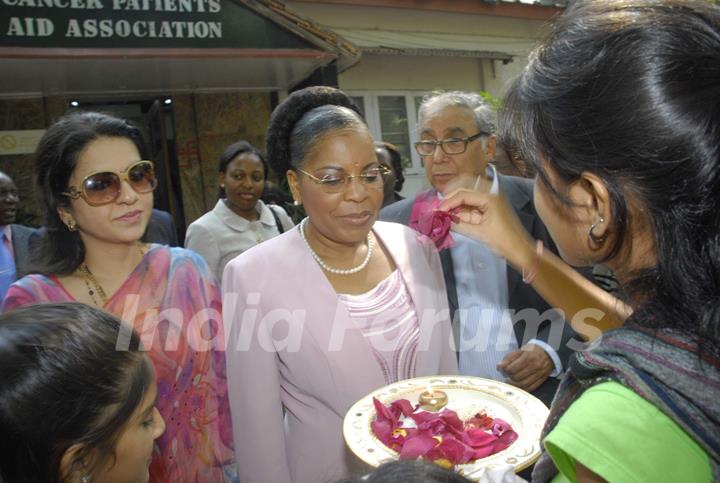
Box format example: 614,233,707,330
67,218,78,232
588,217,607,244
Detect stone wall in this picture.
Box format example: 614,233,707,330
176,92,272,226
0,96,69,226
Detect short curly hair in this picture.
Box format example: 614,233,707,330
265,86,364,174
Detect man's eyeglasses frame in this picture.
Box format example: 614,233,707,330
414,132,487,156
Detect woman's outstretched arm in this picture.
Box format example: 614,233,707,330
440,189,631,341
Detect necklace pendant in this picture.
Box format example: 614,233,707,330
78,263,109,305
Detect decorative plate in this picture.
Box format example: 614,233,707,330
343,375,549,479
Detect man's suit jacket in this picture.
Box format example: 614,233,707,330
11,224,42,279
143,208,178,246
380,174,577,404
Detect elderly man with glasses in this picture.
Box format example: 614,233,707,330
380,91,577,405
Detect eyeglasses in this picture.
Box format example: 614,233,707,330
414,132,486,156
62,160,158,206
296,165,391,194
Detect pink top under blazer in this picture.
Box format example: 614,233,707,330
222,220,458,483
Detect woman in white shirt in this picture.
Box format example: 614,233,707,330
185,141,293,282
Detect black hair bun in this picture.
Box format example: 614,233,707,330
266,86,362,174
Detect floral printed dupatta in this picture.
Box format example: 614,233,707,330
4,245,238,482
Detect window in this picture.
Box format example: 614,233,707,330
349,91,428,174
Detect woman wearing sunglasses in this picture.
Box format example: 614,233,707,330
3,111,238,482
222,86,457,483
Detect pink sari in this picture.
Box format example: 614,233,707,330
4,245,237,482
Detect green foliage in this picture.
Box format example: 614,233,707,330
427,89,502,110
478,91,502,111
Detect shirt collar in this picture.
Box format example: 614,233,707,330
436,164,498,199
488,164,499,195
214,199,273,231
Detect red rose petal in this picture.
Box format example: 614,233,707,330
461,428,498,448
472,445,497,460
373,397,395,423
465,412,494,430
370,399,518,465
438,408,464,431
391,399,415,418
427,437,475,464
399,431,438,460
371,419,394,446
491,418,513,437
492,429,519,453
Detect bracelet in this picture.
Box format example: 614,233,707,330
522,240,543,284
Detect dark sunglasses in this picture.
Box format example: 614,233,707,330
62,160,158,206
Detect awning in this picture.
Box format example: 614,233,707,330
0,0,360,97
497,0,568,6
333,28,519,63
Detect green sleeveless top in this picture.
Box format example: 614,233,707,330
545,381,712,483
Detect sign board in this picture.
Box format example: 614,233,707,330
0,129,45,155
0,0,313,50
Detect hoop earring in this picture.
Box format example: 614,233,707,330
67,218,78,232
588,217,607,244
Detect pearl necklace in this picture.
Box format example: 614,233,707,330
299,217,374,275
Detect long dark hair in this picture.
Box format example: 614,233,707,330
0,303,152,482
32,111,147,276
501,0,720,352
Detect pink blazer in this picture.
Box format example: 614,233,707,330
222,221,457,483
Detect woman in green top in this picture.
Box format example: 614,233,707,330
441,1,720,481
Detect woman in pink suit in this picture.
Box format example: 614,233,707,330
223,86,458,483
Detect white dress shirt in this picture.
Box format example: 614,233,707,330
447,166,562,379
